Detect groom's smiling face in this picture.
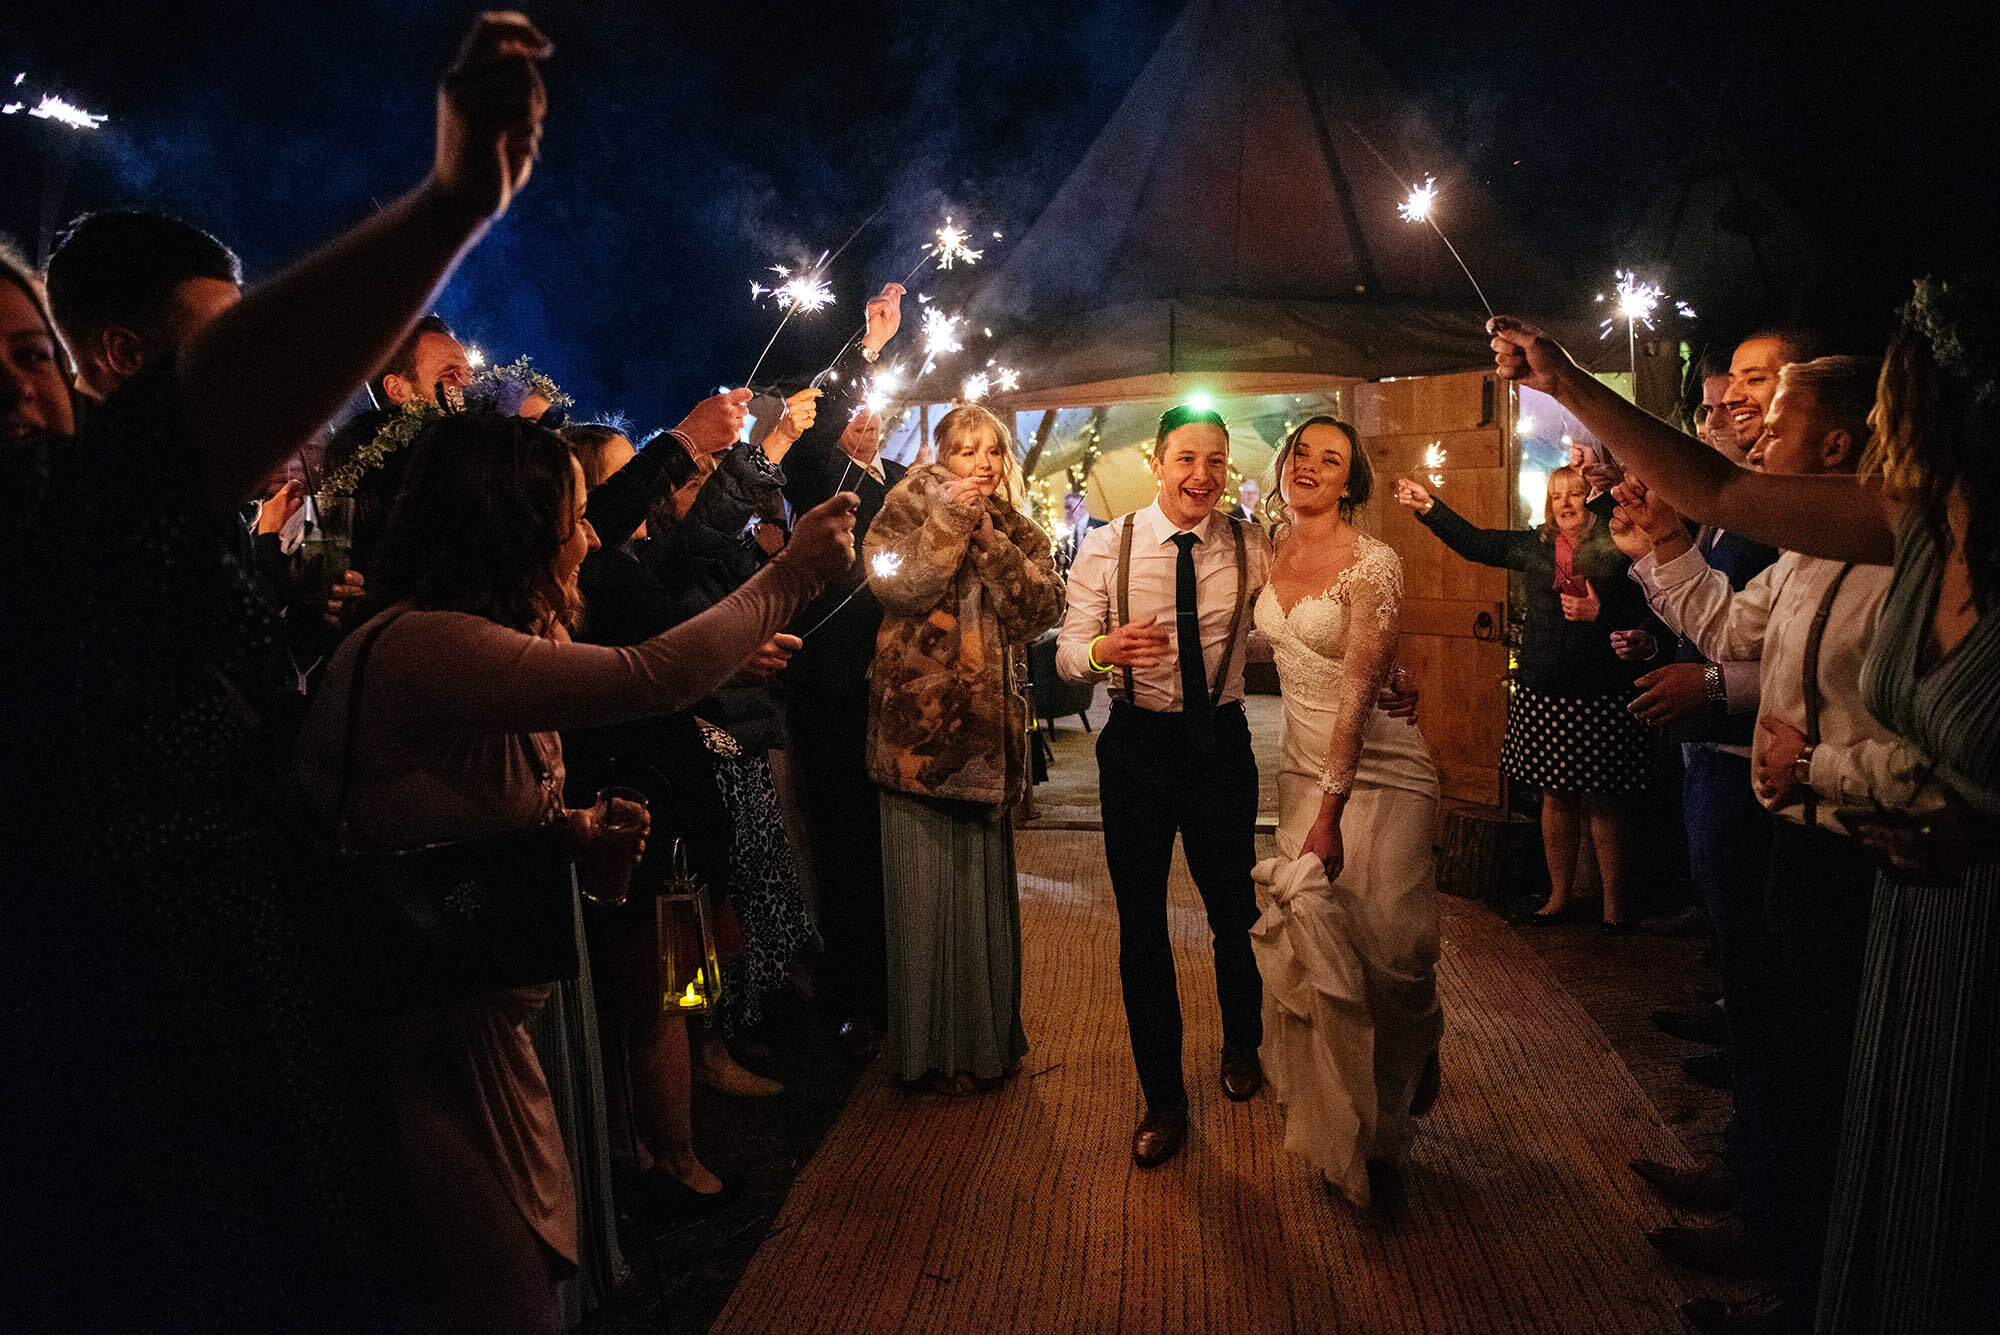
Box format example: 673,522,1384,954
1152,423,1230,528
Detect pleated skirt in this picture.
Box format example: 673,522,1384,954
880,790,1030,1083
1816,860,2000,1333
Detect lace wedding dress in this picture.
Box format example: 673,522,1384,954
1249,532,1443,1204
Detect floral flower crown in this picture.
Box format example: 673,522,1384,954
1907,277,2000,408
318,356,573,497
472,354,574,415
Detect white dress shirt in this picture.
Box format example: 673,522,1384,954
1056,500,1272,712
1632,545,1931,832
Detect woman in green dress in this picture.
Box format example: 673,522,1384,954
863,405,1065,1093
1486,282,2000,1331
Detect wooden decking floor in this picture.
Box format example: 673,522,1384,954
714,830,1740,1333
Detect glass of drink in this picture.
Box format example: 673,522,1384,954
298,494,355,602
580,786,649,908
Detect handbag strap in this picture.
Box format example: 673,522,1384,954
333,608,553,842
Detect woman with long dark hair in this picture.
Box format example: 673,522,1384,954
295,411,854,1330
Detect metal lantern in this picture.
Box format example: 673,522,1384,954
656,838,723,1016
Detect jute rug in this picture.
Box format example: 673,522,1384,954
714,831,1721,1333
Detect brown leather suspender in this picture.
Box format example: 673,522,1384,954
1112,514,1249,707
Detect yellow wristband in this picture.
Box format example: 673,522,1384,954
1088,635,1113,673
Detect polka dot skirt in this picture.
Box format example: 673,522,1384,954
1500,684,1652,795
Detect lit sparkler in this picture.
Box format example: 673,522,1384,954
859,367,903,418
962,372,992,403
1597,269,1669,378
1394,174,1492,318
465,346,486,369
743,252,834,386
930,217,983,270
1,90,109,130
1422,441,1448,490
871,551,903,579
1397,176,1438,223
995,367,1021,393
920,307,964,366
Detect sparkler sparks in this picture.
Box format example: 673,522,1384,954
961,372,992,403
859,368,903,417
1422,441,1448,489
1391,174,1491,318
920,307,964,363
1,91,109,129
465,346,486,369
1597,269,1674,377
929,216,984,270
995,367,1021,393
871,551,904,579
1397,176,1438,224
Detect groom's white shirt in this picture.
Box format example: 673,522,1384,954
1056,499,1272,712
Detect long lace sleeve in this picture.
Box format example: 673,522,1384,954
1318,541,1403,795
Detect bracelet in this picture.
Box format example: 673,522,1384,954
859,343,880,363
1702,662,1725,704
1088,635,1114,673
1792,745,1815,790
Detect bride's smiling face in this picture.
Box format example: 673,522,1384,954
1283,423,1352,518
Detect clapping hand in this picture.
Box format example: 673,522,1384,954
433,12,554,221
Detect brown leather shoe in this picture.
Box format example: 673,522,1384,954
1131,1107,1188,1168
1219,1048,1264,1101
1629,1155,1736,1211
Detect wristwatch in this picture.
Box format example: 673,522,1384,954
1793,745,1815,791
1701,662,1725,704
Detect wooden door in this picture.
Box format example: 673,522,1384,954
1353,371,1512,809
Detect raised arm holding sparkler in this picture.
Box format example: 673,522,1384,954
1487,315,1899,565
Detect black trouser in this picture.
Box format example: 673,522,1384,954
1097,699,1263,1114
787,686,886,1025
1682,745,1776,1211
1752,818,1872,1315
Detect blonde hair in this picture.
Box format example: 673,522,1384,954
1778,355,1879,448
1537,464,1597,543
934,403,1025,510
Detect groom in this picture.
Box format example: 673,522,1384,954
1057,404,1272,1167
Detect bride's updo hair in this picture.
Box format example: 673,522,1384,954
1265,415,1373,536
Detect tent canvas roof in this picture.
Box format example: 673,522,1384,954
977,0,1584,401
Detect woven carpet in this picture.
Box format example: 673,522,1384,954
714,831,1726,1333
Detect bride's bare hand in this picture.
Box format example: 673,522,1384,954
1302,814,1344,882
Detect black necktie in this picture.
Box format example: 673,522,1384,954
1170,531,1212,747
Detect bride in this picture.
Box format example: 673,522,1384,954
1250,416,1443,1207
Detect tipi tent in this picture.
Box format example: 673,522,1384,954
976,0,1587,413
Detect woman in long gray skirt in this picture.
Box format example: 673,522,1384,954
863,405,1064,1093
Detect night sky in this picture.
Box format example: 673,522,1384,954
5,1,1997,429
